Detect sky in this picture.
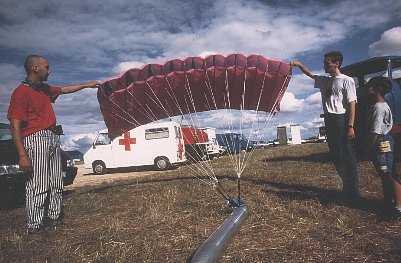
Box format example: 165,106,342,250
0,0,400,154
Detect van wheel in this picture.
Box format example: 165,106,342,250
154,157,170,171
93,161,106,174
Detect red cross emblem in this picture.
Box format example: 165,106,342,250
119,132,136,151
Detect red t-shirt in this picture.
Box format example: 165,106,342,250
7,84,62,137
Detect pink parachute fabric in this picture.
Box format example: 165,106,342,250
98,54,292,139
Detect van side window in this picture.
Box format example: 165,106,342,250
95,133,111,145
145,127,169,140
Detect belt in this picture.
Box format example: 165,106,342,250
46,125,63,135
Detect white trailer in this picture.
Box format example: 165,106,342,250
290,124,302,145
201,127,225,158
84,121,186,174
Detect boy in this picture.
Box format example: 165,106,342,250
367,76,401,216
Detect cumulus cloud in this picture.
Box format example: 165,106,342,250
280,92,304,112
305,92,322,106
369,27,401,56
61,133,98,153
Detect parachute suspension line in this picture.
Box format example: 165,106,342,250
213,180,232,201
239,74,290,175
144,104,159,124
145,82,174,120
182,73,218,181
163,78,184,115
204,71,218,111
180,98,217,182
220,69,241,176
231,62,269,170
237,62,270,173
107,98,142,126
125,90,159,124
112,112,141,127
165,75,218,185
237,66,246,176
163,99,175,117
203,72,234,196
235,67,250,202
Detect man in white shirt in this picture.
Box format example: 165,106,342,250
291,51,359,199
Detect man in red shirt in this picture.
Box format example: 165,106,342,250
7,55,100,235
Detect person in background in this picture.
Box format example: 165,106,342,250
7,55,100,235
367,76,401,218
291,51,360,200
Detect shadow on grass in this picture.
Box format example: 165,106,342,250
262,152,332,164
82,164,179,176
242,176,392,219
63,175,201,196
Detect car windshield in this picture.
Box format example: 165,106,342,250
0,128,12,141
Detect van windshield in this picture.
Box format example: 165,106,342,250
95,133,111,145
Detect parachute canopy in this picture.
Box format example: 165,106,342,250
98,54,292,139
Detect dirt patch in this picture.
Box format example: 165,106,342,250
65,164,160,189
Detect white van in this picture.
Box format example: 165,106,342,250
84,121,186,174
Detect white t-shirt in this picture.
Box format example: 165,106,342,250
370,102,393,135
314,74,357,114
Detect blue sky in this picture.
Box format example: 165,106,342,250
1,0,400,153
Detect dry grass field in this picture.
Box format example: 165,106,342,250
1,142,401,262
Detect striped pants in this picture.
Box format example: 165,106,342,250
23,130,63,229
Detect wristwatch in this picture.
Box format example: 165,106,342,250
348,124,354,128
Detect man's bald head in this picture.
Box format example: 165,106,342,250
24,55,46,74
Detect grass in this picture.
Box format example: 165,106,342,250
1,142,401,262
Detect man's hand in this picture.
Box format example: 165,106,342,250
348,127,355,140
289,60,316,79
19,155,32,172
86,80,102,89
10,119,32,172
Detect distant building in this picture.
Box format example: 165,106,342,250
277,125,302,145
277,126,288,145
290,125,302,145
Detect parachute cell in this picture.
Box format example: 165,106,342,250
98,54,292,139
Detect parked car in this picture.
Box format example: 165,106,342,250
0,123,77,208
216,133,255,154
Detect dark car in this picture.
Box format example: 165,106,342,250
0,123,78,208
216,133,255,154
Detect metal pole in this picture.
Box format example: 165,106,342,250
190,204,249,263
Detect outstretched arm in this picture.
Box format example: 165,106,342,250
290,61,316,79
61,80,101,94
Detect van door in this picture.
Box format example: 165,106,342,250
92,132,113,166
112,130,141,167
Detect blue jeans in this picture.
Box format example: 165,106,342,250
372,134,395,176
325,113,359,195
